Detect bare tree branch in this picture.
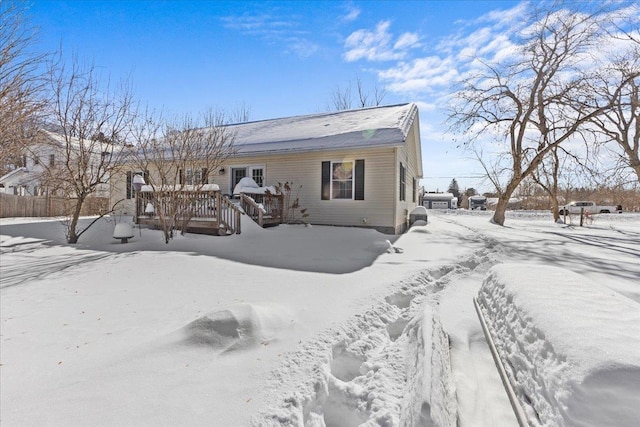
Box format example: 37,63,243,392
37,55,137,243
448,2,633,225
129,109,235,243
0,1,48,176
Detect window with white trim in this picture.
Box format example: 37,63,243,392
252,168,264,187
331,161,354,199
185,168,202,185
321,160,364,201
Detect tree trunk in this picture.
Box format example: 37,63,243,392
550,196,560,223
67,197,85,244
492,179,522,226
631,162,640,184
492,197,508,226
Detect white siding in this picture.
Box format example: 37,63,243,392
219,147,397,231
393,118,422,233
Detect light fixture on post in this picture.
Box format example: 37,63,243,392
132,174,146,191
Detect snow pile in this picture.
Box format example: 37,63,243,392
477,264,640,426
176,303,296,354
233,177,271,195
401,306,456,426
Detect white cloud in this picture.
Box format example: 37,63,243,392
343,21,421,62
378,56,459,95
221,14,296,35
286,38,320,58
221,13,318,59
342,5,361,22
394,32,421,50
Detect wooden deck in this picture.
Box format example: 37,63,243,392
135,189,243,235
135,188,285,235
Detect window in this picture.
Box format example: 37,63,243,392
179,168,208,185
399,163,406,201
252,168,264,187
185,168,202,185
331,161,353,199
321,160,364,200
49,154,55,167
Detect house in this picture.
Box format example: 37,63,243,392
0,130,111,198
0,167,32,195
0,136,58,196
114,103,423,234
422,192,457,209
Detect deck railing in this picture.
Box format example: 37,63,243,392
136,189,242,235
217,194,242,234
240,192,284,227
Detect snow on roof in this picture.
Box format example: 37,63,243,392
422,192,454,200
0,167,29,183
39,130,123,154
225,103,418,155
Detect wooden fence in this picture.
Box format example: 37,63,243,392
0,193,109,218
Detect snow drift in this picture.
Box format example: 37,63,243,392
477,264,640,426
178,303,295,354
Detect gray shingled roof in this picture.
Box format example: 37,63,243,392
226,103,418,155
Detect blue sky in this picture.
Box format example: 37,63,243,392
27,0,524,193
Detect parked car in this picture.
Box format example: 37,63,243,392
558,201,622,216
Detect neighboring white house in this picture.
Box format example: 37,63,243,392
0,167,32,195
0,130,112,198
114,103,424,234
422,192,457,209
0,139,57,196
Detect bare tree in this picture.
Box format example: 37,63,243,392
228,102,252,124
588,59,640,182
130,110,235,243
449,3,635,225
0,1,48,176
329,76,386,111
330,82,353,111
38,57,136,243
532,147,563,221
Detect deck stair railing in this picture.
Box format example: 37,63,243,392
217,193,242,234
240,192,284,227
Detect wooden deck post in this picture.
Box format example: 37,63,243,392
215,192,221,230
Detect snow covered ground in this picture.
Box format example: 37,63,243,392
1,210,638,426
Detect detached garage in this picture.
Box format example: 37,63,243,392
422,192,456,209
